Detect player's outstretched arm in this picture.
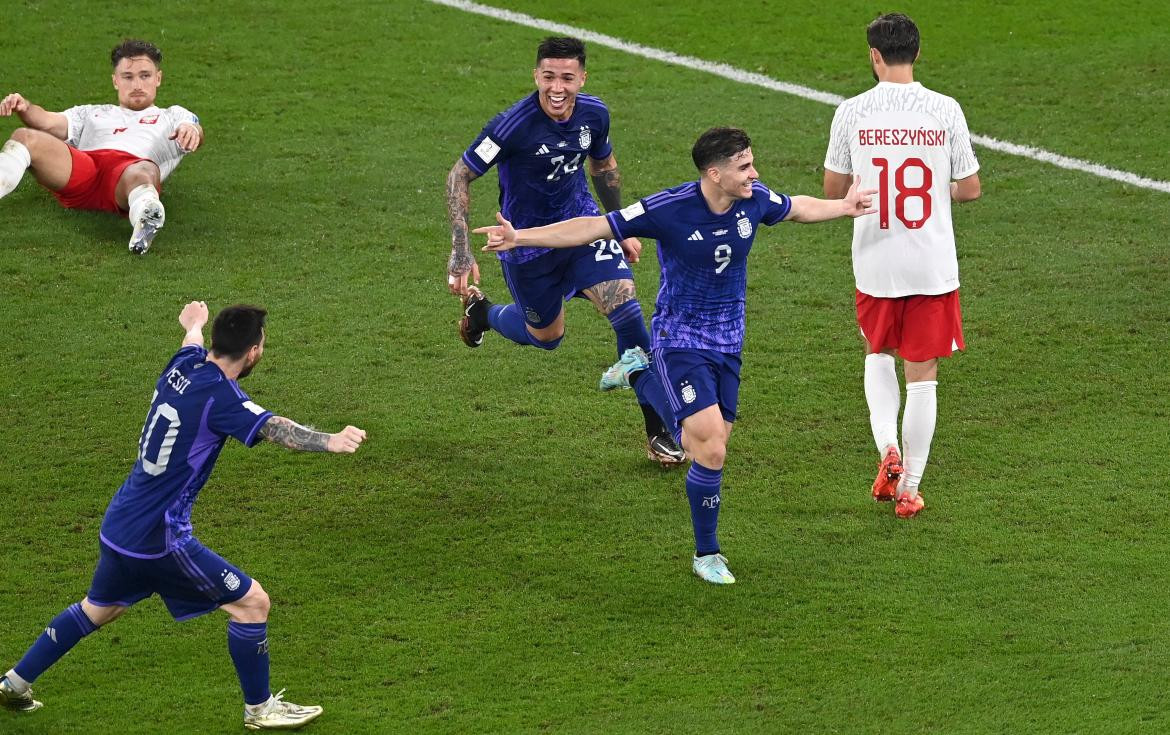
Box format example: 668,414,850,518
259,417,367,453
178,300,209,347
446,158,482,296
0,94,67,139
788,175,877,223
950,173,981,203
475,211,614,252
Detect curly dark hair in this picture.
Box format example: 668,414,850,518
111,39,162,68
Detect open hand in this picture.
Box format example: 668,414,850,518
474,211,518,252
0,93,30,116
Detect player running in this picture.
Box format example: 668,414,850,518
822,13,982,519
475,128,876,584
0,39,203,255
0,301,366,730
445,36,684,466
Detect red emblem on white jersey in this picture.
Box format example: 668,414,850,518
139,115,159,124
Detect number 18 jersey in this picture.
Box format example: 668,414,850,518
99,345,272,558
824,81,980,297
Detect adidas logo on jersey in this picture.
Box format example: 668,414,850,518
535,144,550,155
687,230,703,241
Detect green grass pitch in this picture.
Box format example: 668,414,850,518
1,1,1168,733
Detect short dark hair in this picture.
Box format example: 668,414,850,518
536,36,586,68
211,305,267,360
111,39,162,68
691,127,752,171
867,13,919,65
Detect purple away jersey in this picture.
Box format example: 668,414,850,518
606,181,792,353
99,345,272,558
462,91,614,263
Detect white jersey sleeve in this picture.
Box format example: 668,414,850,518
831,82,979,297
823,104,854,175
949,105,979,180
62,105,98,148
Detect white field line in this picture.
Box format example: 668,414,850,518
429,0,1170,194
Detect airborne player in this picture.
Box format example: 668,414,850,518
0,39,203,255
444,36,685,466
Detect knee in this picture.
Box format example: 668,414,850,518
530,333,563,350
527,324,564,350
80,598,127,627
121,161,161,187
242,580,272,619
684,436,726,469
10,127,44,151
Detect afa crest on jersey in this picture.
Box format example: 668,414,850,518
223,571,241,591
579,125,591,150
736,217,752,239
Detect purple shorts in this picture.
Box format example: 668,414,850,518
653,347,742,423
87,537,252,621
499,238,633,328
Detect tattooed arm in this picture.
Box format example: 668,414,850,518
587,153,642,263
587,153,623,213
259,416,366,454
446,158,482,296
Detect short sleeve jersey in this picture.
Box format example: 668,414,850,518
824,82,979,297
99,345,272,558
606,181,792,353
462,92,613,264
62,104,199,180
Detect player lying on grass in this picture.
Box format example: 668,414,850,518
475,127,876,584
0,39,203,255
0,301,366,731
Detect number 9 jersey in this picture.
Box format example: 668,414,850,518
99,345,273,559
824,81,980,297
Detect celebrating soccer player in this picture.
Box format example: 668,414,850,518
0,301,366,730
822,13,982,519
445,36,685,466
0,39,204,255
475,127,876,584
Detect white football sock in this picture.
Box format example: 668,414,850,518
901,380,938,494
0,140,31,198
4,668,31,692
864,352,900,453
127,183,161,223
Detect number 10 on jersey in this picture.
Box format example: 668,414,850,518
872,157,933,230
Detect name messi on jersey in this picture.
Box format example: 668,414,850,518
165,367,191,394
858,128,946,147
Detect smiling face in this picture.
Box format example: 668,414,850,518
112,56,162,111
709,147,759,201
533,57,586,121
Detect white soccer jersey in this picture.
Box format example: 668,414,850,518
63,104,199,180
824,81,979,297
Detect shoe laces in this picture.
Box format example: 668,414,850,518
257,689,292,716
